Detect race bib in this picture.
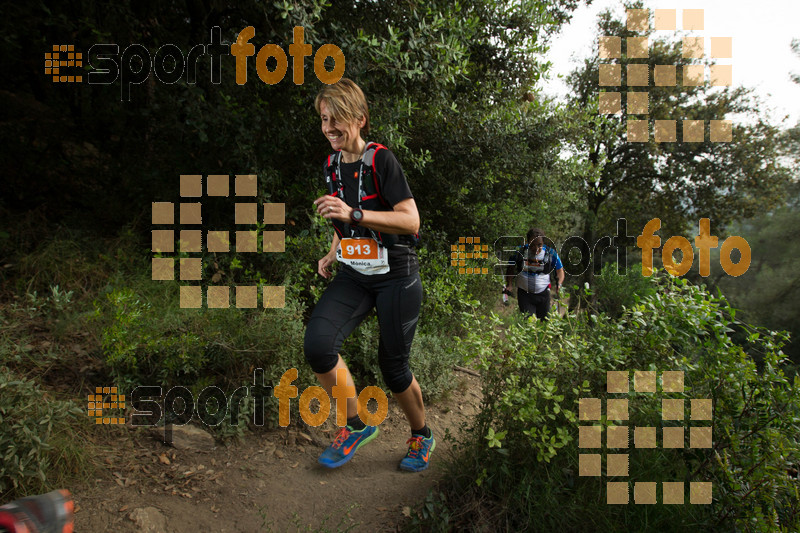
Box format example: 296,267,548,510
337,237,389,275
523,259,546,273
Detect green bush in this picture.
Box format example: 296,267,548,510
94,278,309,379
417,247,482,336
0,368,88,499
409,333,463,401
10,226,144,299
96,287,206,388
280,214,335,314
591,262,658,318
90,273,315,437
413,275,800,531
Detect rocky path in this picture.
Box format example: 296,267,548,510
72,373,482,532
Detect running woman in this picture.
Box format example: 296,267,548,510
304,79,434,472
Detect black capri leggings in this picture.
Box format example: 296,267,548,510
303,268,423,393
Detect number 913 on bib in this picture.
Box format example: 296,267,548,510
337,237,389,275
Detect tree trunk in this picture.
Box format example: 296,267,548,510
571,191,603,311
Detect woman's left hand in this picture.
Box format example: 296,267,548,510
314,195,352,222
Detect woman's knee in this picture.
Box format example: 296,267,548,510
379,358,413,393
303,320,339,374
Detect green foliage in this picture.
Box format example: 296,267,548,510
591,263,657,318
416,274,800,531
417,247,481,336
6,286,74,321
282,214,339,312
715,196,800,363
91,274,314,435
565,1,793,301
95,287,207,389
1,0,586,264
0,367,89,500
408,333,462,401
8,226,143,299
569,0,791,233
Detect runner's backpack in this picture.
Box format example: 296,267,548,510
513,244,556,275
324,142,420,248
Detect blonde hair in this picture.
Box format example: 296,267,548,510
314,78,370,135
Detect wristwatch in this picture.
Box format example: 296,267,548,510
350,208,364,226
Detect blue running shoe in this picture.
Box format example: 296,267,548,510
318,425,379,468
399,433,435,472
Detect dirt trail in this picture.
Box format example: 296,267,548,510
73,373,481,532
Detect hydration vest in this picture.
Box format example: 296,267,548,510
324,142,419,248
516,244,556,275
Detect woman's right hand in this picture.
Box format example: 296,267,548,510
318,251,337,279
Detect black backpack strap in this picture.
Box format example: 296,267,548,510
325,151,341,197
513,246,526,273
324,151,345,238
543,246,556,275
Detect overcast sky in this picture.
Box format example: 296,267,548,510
540,0,800,127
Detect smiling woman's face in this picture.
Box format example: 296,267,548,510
319,100,364,155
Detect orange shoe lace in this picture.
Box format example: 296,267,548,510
405,436,424,459
331,427,351,449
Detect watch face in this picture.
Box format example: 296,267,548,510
352,209,363,221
